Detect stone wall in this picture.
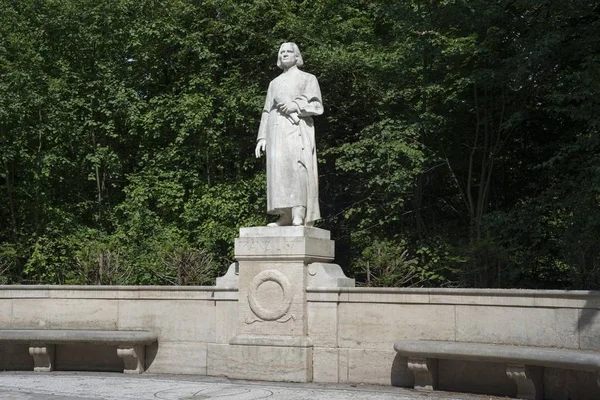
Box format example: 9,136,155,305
0,285,237,374
307,287,600,398
1,285,599,398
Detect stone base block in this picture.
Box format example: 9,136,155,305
408,357,438,390
207,343,230,377
235,226,334,262
307,263,355,288
117,345,145,374
506,364,543,400
216,263,239,288
227,335,313,382
145,341,206,375
348,349,403,385
313,348,339,383
29,345,55,372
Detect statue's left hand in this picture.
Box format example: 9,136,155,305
278,102,299,115
255,139,266,158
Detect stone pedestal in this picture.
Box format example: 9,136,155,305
227,226,334,382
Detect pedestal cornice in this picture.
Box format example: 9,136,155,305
234,226,334,262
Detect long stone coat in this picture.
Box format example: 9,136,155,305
257,67,323,225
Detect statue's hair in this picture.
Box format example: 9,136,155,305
277,42,304,69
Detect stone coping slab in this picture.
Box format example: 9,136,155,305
0,330,157,345
1,286,598,308
393,340,600,372
1,286,597,298
0,285,235,291
307,287,600,308
239,226,331,239
0,286,238,300
308,287,600,297
230,334,313,348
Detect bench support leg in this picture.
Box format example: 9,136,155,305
29,345,55,372
407,357,438,390
117,345,145,374
506,364,543,400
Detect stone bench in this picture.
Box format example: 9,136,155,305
0,329,158,374
394,340,600,400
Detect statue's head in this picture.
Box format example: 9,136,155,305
277,42,304,70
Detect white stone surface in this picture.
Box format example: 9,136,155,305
579,308,600,350
347,349,400,385
307,290,340,302
117,300,215,342
0,287,50,298
338,303,456,350
215,300,238,344
255,43,323,227
230,227,320,382
9,299,118,330
307,263,355,288
505,364,541,400
455,305,579,348
308,302,338,347
230,334,312,348
236,261,307,337
347,290,430,304
407,357,436,390
343,288,430,304
145,341,207,375
206,343,230,377
312,348,339,383
533,293,600,309
117,345,145,374
240,226,330,239
215,263,239,288
47,288,139,300
235,236,334,262
338,348,350,383
29,345,54,372
429,292,536,307
227,343,313,382
132,289,215,300
0,299,12,326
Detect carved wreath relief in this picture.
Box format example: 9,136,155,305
246,269,294,324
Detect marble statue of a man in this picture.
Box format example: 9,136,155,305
255,42,323,227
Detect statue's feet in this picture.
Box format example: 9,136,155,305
292,216,304,226
267,213,292,227
292,206,306,226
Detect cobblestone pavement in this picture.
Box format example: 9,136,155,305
0,372,505,400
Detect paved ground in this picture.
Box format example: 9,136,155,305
0,372,504,400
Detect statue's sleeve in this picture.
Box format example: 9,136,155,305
294,75,323,117
257,82,273,141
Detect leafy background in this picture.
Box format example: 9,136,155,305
1,0,598,288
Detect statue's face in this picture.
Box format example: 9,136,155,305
279,44,297,68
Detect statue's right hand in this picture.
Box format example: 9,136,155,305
255,139,266,158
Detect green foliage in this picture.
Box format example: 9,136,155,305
1,0,599,289
0,244,19,284
328,120,425,231
358,239,420,287
355,238,454,288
